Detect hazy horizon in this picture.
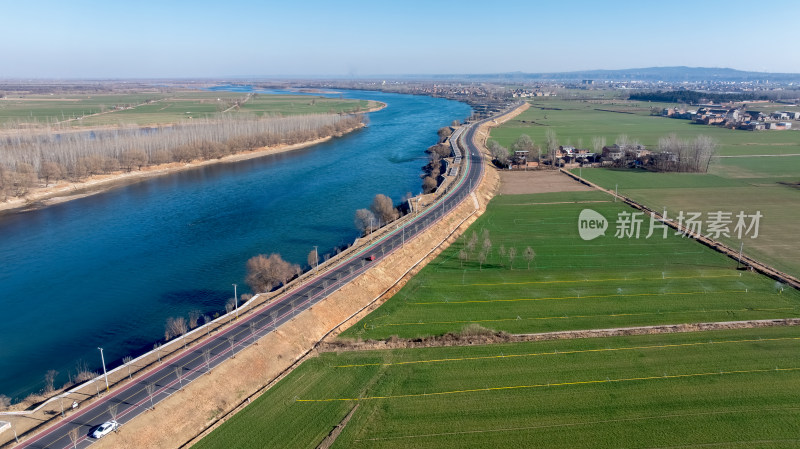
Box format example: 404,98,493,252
3,0,800,79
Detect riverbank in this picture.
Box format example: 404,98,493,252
0,103,385,216
81,105,526,449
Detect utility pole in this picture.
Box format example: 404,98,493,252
98,347,109,392
233,284,238,319
615,184,618,202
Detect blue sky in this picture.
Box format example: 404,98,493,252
2,0,798,78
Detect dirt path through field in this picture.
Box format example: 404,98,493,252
321,318,800,352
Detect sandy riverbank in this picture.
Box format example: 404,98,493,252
0,103,385,215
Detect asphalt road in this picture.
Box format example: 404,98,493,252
15,106,513,449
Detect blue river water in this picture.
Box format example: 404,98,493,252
0,90,471,401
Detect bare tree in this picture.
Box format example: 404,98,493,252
656,134,717,172
120,148,147,172
165,316,188,347
592,136,606,155
370,194,399,225
68,427,80,448
437,126,452,142
524,247,536,270
203,349,211,373
498,245,507,267
422,176,437,194
307,249,318,272
174,366,183,390
123,356,133,379
107,402,119,422
145,382,156,410
225,298,236,322
203,314,212,335
545,128,559,167
39,161,63,186
245,253,300,293
488,140,509,167
482,236,492,260
227,336,236,358
508,247,517,270
354,208,377,234
478,251,487,271
250,321,259,345
458,249,468,267
44,369,58,394
153,343,162,363
466,231,478,253
0,394,11,411
188,310,201,329
512,134,535,153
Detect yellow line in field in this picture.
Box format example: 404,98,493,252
366,308,795,330
334,337,800,368
463,274,742,287
354,408,800,442
296,367,800,402
412,290,748,305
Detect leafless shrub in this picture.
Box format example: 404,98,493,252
71,360,96,383
165,316,188,341
459,323,496,337
437,126,452,142
370,194,399,225
245,253,300,292
0,394,11,410
354,208,377,234
188,310,201,329
43,369,58,394
422,176,437,194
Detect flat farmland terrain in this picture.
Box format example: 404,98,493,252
573,167,800,278
340,191,799,340
487,97,800,277
0,91,376,126
489,98,800,157
194,327,800,449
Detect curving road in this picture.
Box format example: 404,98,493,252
14,105,516,449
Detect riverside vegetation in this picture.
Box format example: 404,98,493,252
0,113,364,202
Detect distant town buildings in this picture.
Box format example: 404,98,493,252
662,106,798,131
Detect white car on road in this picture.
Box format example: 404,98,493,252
90,420,119,438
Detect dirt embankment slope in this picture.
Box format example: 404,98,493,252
323,319,800,352
86,104,528,449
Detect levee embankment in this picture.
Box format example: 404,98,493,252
84,104,528,449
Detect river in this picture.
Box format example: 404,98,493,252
0,89,471,401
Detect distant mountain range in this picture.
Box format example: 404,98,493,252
415,67,800,83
